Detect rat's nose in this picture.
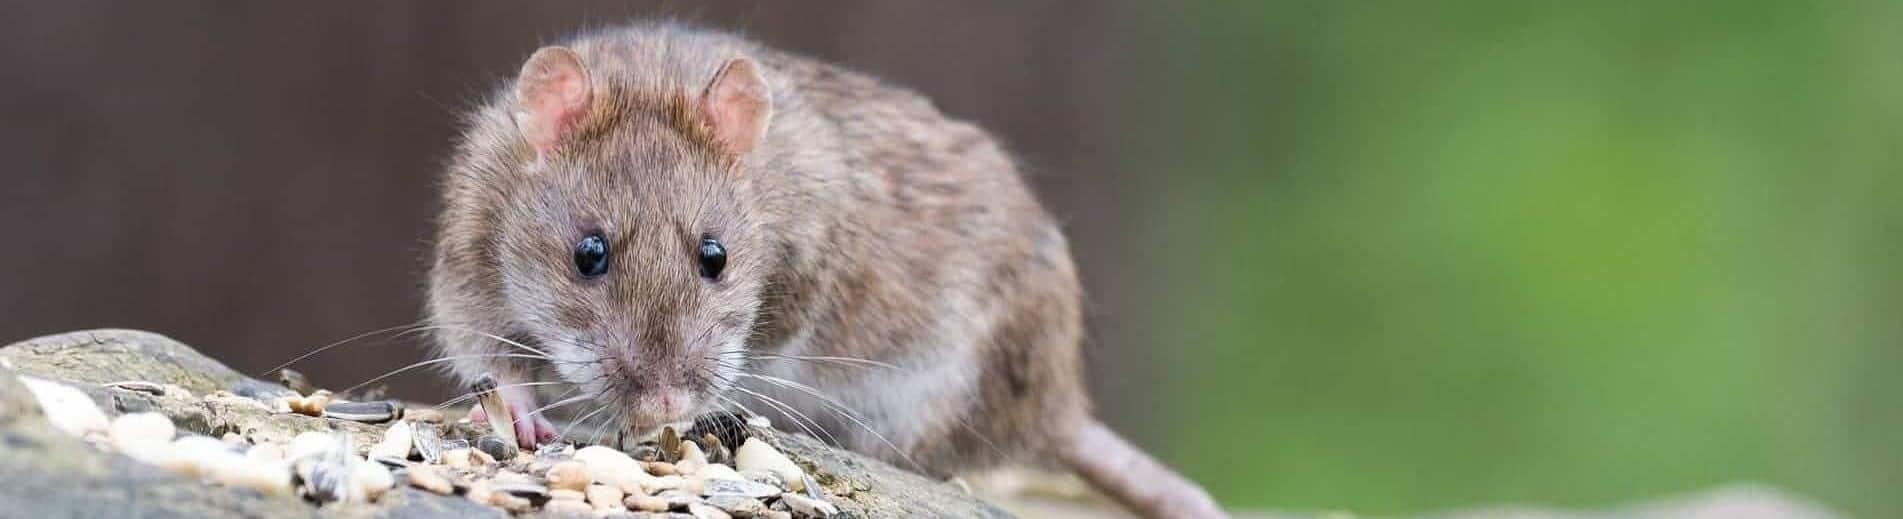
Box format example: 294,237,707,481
623,385,696,430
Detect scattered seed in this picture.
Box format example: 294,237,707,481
544,499,594,516
625,493,670,512
468,374,517,447
288,390,331,417
573,445,657,494
288,431,335,461
734,438,806,492
476,435,517,461
586,483,624,508
404,407,446,423
324,400,398,423
368,420,413,460
545,460,591,492
412,426,444,463
647,460,679,476
442,448,474,469
677,440,708,474
660,427,682,462
107,412,175,462
493,481,551,504
353,456,396,501
471,447,497,466
407,464,454,495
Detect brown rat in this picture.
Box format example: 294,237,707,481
427,22,1223,518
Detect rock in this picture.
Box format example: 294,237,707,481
408,464,455,495
546,460,592,491
0,329,287,397
700,477,781,499
551,488,586,501
688,502,733,519
734,438,805,492
739,471,783,490
17,375,109,437
704,493,768,517
779,493,839,519
575,445,658,494
587,483,625,508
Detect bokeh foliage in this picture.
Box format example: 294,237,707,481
1131,1,1902,515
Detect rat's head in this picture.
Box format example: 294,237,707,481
491,47,773,431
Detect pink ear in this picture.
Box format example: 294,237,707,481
699,58,772,158
513,47,593,154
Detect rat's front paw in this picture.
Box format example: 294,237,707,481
469,385,562,448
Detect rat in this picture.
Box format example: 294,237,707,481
426,22,1223,518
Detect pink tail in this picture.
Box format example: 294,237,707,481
1061,419,1228,518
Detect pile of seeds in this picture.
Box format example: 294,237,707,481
22,371,842,518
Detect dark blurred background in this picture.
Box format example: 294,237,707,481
3,1,1898,516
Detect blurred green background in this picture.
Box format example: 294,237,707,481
3,1,1897,516
1130,1,1902,515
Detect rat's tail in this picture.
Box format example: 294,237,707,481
1060,418,1228,519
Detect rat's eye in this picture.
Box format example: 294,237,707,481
574,233,609,278
697,236,727,280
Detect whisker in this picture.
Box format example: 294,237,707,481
514,389,595,427
561,403,614,442
396,324,556,359
739,372,921,472
265,321,427,375
434,380,572,410
727,385,841,448
339,353,549,395
743,353,899,371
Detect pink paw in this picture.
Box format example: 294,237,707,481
468,387,561,448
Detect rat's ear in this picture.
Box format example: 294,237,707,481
699,57,772,158
513,46,593,155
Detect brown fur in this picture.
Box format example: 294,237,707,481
427,22,1221,518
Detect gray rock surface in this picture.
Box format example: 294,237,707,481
0,328,1011,518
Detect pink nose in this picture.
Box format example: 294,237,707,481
626,386,695,429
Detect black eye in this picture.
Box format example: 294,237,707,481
697,236,727,280
574,233,609,278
